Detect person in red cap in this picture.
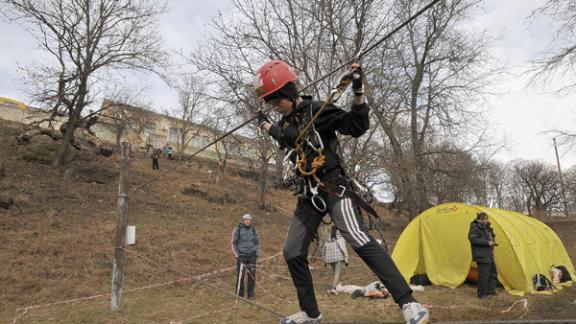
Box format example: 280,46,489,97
255,60,429,324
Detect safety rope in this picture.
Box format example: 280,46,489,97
293,71,356,183
131,0,443,193
132,116,256,193
121,247,286,319
292,0,444,183
299,0,443,94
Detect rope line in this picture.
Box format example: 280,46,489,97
299,0,443,93
131,116,257,193
121,247,286,319
130,0,444,193
11,251,283,323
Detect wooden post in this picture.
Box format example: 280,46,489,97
553,138,570,217
0,160,3,189
111,142,131,311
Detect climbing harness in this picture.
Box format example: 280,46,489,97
132,0,444,194
293,68,360,194
281,148,297,183
307,177,327,212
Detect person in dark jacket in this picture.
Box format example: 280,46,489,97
468,212,498,298
230,213,260,299
151,149,160,170
255,60,429,324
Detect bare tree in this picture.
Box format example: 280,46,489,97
202,108,244,185
369,0,499,218
506,173,527,213
425,142,486,204
530,0,576,94
563,165,576,215
100,98,155,151
512,160,562,216
484,161,507,208
164,75,208,157
2,0,167,168
188,0,500,216
187,0,391,208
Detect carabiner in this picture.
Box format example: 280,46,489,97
282,149,297,181
308,178,326,212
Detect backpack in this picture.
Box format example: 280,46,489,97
410,274,431,286
550,266,563,285
533,273,554,291
555,265,573,283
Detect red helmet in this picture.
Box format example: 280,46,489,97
254,60,298,99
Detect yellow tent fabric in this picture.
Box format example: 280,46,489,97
391,202,575,296
0,97,27,110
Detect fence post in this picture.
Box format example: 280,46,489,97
0,160,3,189
111,142,131,311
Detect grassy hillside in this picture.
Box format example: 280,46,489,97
1,118,575,323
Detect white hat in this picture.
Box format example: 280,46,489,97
242,213,252,220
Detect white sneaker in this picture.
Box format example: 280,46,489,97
402,302,429,324
280,311,322,324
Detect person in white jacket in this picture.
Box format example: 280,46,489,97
323,225,349,294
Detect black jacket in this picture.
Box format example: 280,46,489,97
468,219,496,263
268,96,370,180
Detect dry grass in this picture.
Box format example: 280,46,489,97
0,118,575,323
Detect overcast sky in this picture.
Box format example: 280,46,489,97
1,0,575,169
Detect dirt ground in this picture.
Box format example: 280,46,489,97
0,118,575,323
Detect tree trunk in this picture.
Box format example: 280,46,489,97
52,120,77,169
115,126,124,149
16,128,63,144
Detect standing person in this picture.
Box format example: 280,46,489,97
255,60,429,324
230,213,260,299
162,143,169,159
468,212,498,299
145,136,153,153
322,225,348,295
166,145,174,160
151,149,160,171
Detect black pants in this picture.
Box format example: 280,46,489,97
283,194,414,318
477,259,497,297
236,255,257,298
152,159,159,170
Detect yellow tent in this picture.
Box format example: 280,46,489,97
391,202,575,295
0,97,27,110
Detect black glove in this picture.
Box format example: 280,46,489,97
351,66,364,96
257,110,269,127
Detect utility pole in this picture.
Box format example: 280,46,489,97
111,142,131,311
553,138,569,217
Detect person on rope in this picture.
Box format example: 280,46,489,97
322,225,348,295
255,59,430,324
468,212,498,299
230,213,260,300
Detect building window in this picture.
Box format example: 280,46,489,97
169,128,179,143
144,123,156,137
191,134,202,147
201,135,210,147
